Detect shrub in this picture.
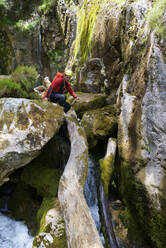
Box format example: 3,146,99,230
12,65,38,93
0,66,40,99
0,78,28,98
146,0,166,38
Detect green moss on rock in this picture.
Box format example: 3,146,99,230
37,197,55,233
33,198,67,248
82,105,118,147
117,165,166,248
100,155,114,198
21,163,61,197
68,93,107,118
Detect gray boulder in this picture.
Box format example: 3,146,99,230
0,98,64,185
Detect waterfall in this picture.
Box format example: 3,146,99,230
36,25,42,69
84,155,105,245
0,213,33,248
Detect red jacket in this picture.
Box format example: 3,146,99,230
43,75,77,99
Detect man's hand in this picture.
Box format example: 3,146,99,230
76,97,81,101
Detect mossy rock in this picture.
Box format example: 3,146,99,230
82,105,118,148
68,92,108,118
21,163,61,197
116,165,166,248
100,155,115,198
9,182,41,235
33,198,67,248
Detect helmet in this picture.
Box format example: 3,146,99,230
65,69,73,77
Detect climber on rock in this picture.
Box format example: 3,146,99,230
43,69,80,113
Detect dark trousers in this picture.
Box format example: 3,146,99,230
50,92,71,113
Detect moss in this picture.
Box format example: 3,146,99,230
34,197,67,248
82,105,118,147
117,165,166,248
21,163,61,197
72,0,101,66
37,197,55,233
99,155,114,198
70,94,107,118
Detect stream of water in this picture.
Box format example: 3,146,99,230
0,213,33,248
84,155,105,246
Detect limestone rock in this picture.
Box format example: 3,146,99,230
79,58,103,93
118,32,166,247
82,105,118,148
68,93,108,118
58,110,103,248
91,1,123,96
33,198,67,248
0,98,64,185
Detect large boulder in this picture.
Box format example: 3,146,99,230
0,98,64,186
82,105,118,148
68,93,108,118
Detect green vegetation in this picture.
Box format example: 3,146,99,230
14,18,40,31
73,0,100,66
12,65,38,92
0,0,7,7
146,0,166,38
39,0,56,14
37,197,55,232
0,65,40,99
72,0,126,66
0,78,28,98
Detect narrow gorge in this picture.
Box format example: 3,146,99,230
0,0,166,248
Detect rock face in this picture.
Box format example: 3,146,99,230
0,98,64,186
116,3,166,248
79,58,103,93
0,0,77,77
58,110,103,248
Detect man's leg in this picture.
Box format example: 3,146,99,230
50,93,65,105
64,102,71,113
50,93,71,112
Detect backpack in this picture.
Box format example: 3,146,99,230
43,72,63,99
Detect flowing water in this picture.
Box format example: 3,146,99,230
84,155,105,245
0,213,33,248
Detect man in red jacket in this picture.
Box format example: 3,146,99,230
44,70,79,113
